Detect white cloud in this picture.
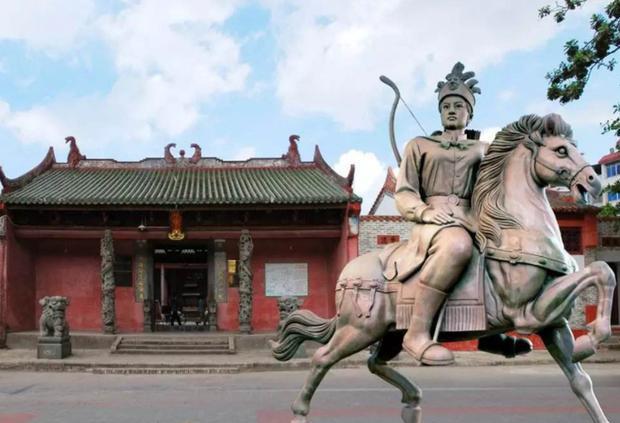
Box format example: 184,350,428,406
498,90,516,102
2,103,69,148
0,0,96,53
0,1,251,152
480,127,501,143
233,146,257,160
333,149,387,212
266,0,586,131
525,99,613,128
213,137,230,147
0,101,9,120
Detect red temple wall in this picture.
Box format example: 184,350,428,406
5,225,35,331
35,249,102,331
33,239,143,333
582,214,598,249
115,240,144,332
556,214,598,252
327,213,357,317
115,286,143,332
218,237,339,332
0,231,6,343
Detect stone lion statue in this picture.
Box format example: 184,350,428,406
39,296,70,338
277,296,300,331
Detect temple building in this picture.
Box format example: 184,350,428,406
0,136,360,341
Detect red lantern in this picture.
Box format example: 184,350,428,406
168,210,185,241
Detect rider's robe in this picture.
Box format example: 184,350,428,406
381,136,485,282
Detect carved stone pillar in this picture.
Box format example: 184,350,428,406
0,215,6,347
238,230,254,334
208,239,226,331
135,240,154,332
207,301,217,332
100,230,116,334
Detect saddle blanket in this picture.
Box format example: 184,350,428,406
387,242,487,332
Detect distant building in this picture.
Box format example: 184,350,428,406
360,168,411,254
596,139,620,206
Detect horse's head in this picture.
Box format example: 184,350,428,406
529,114,601,202
473,113,601,250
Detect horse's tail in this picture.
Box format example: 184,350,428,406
270,310,337,362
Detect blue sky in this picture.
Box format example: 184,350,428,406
0,0,618,212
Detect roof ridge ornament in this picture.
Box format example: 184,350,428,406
283,135,301,165
66,136,86,168
164,143,177,164
164,143,202,165
190,143,202,164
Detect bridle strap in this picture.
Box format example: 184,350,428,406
530,143,591,188
568,165,592,189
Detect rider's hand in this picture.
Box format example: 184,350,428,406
421,205,454,225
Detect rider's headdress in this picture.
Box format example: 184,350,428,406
435,62,481,110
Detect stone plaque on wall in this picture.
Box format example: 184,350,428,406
134,253,147,302
214,250,228,303
265,263,308,297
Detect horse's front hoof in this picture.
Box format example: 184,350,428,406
401,405,422,423
572,334,597,363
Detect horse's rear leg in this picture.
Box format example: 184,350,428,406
539,323,610,423
530,262,615,361
368,331,422,423
291,324,379,423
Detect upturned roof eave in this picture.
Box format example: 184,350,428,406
0,147,56,194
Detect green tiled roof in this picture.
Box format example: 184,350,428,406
1,165,360,207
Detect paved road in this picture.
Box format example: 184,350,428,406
0,364,618,423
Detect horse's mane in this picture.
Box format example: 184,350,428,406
472,113,573,250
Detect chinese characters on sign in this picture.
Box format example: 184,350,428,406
134,256,146,302
265,263,308,297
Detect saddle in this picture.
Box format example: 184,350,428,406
383,241,487,332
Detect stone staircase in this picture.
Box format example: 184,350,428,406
601,335,620,351
111,335,235,355
599,326,620,351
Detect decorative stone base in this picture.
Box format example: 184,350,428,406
37,336,72,359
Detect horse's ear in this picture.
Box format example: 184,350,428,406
39,297,48,306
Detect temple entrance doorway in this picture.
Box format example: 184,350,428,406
153,245,209,330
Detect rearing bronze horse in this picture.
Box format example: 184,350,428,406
271,114,615,423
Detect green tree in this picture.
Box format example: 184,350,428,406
540,0,620,136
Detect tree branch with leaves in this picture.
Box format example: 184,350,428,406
540,0,620,136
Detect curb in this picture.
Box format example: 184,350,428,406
0,353,618,374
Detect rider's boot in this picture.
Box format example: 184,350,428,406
402,282,454,366
477,334,533,358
